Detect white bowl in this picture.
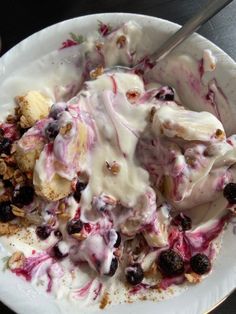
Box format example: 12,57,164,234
0,12,236,314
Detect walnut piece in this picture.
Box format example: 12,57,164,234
7,251,25,270
185,272,201,284
0,223,20,236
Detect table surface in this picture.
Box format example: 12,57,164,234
0,0,236,313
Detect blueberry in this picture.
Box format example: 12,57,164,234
52,242,68,260
114,232,121,248
106,257,118,276
67,219,83,235
155,86,174,101
73,181,87,203
0,138,12,155
157,249,184,277
36,225,51,240
172,213,192,231
45,121,60,141
190,253,211,275
125,263,144,285
49,103,67,120
54,229,63,240
13,186,34,207
3,180,13,188
0,201,15,222
223,183,236,204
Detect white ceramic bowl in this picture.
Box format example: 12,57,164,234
0,13,236,314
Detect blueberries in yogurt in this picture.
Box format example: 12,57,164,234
125,263,144,285
45,121,60,141
157,249,184,277
36,225,51,240
12,185,34,207
190,253,211,275
67,219,83,235
155,86,174,101
223,182,236,204
0,201,16,222
0,137,12,155
172,213,192,231
49,103,67,120
73,181,88,203
106,257,118,276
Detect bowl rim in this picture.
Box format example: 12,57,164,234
0,12,236,314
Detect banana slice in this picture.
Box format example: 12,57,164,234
152,105,225,142
16,91,51,128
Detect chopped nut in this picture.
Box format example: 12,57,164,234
0,160,7,175
7,251,25,269
126,89,141,104
106,161,120,175
150,106,157,123
11,205,25,218
13,169,26,184
185,272,201,284
186,156,196,167
0,223,20,236
56,202,66,214
114,248,122,258
100,292,110,309
3,166,15,180
0,193,11,202
90,65,104,80
6,114,17,124
26,172,33,179
116,35,126,48
20,218,32,228
60,122,73,135
72,232,87,241
95,42,104,51
58,212,71,221
4,155,16,166
215,129,225,140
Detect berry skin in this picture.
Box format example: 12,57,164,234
54,229,63,240
45,121,60,141
157,249,184,277
36,225,51,240
0,138,12,155
190,253,211,275
66,219,83,235
223,183,236,204
49,103,67,120
12,186,34,207
52,242,69,260
0,201,15,222
114,232,121,248
172,213,192,231
125,263,144,285
106,257,118,276
155,86,174,101
73,181,87,203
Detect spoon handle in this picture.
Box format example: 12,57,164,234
152,0,234,62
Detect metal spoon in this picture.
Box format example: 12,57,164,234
106,0,234,73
